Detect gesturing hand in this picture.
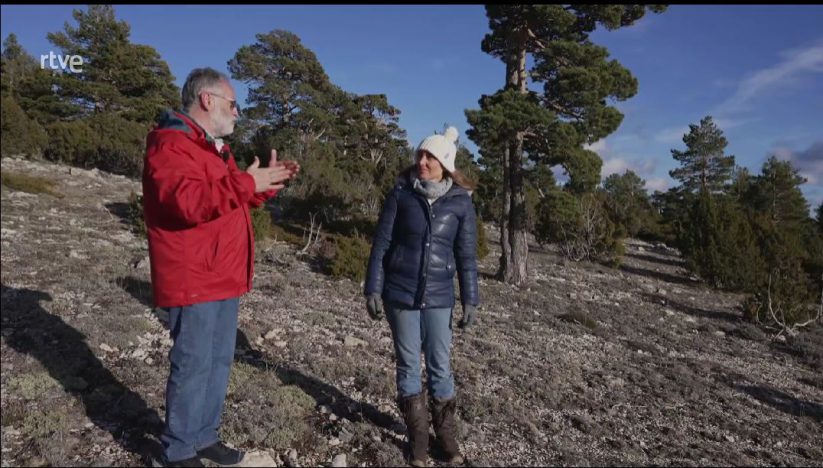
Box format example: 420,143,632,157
246,149,300,193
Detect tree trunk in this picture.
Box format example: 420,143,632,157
497,49,519,281
497,145,511,280
508,131,528,285
501,43,529,285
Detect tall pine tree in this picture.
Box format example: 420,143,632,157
669,116,735,194
228,30,408,223
466,4,666,285
47,5,179,122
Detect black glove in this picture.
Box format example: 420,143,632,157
366,294,383,320
458,304,477,329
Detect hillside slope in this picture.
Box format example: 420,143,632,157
1,157,821,467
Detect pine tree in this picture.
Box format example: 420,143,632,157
1,34,69,124
747,156,809,232
746,156,817,319
47,5,179,122
229,29,333,137
229,30,409,224
728,165,752,204
466,4,666,285
1,34,38,98
601,170,651,237
669,116,735,195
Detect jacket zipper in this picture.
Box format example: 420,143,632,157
414,190,453,309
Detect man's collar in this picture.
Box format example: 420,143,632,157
178,111,215,143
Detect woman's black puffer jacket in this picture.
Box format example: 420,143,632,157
365,176,479,309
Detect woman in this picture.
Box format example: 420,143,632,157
364,126,479,467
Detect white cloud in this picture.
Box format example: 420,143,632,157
713,117,753,131
768,142,823,185
636,158,657,175
601,157,630,177
717,39,823,113
644,177,671,193
586,139,629,178
586,138,659,180
792,142,823,185
583,139,607,153
654,126,689,144
772,146,795,162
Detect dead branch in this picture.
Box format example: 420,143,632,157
765,272,822,339
300,212,323,254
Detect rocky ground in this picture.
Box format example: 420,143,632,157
1,156,822,467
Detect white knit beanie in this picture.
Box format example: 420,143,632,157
416,126,459,173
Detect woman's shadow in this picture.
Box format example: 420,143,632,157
1,284,163,465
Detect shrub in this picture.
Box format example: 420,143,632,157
535,190,624,265
476,215,489,260
43,115,148,177
127,191,146,237
679,192,765,291
270,222,304,246
44,119,99,168
250,206,272,242
1,97,48,158
742,258,820,328
328,234,371,282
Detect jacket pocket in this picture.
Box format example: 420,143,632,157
446,257,456,278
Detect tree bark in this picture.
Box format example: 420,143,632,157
501,42,529,285
497,145,511,281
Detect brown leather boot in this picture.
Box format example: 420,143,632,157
431,395,464,465
397,392,429,467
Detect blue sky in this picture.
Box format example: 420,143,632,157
2,5,822,209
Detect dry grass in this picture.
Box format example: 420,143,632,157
1,171,63,198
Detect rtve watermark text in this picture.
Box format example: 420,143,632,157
40,51,84,73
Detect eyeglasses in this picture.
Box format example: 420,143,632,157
205,91,240,112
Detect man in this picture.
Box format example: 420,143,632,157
143,67,299,467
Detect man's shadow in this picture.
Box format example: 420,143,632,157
734,384,823,423
116,277,408,456
233,331,409,456
1,284,163,465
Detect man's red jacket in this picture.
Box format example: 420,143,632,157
142,110,275,307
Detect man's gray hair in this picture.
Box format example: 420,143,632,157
181,67,230,111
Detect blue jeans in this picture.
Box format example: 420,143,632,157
386,304,455,400
160,298,239,462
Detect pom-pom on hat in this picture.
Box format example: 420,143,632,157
416,126,459,173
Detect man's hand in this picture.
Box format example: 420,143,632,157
366,294,383,321
246,149,300,193
268,149,300,179
458,304,477,329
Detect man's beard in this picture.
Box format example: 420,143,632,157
212,114,235,138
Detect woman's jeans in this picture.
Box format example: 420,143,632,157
386,303,455,400
160,297,239,462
